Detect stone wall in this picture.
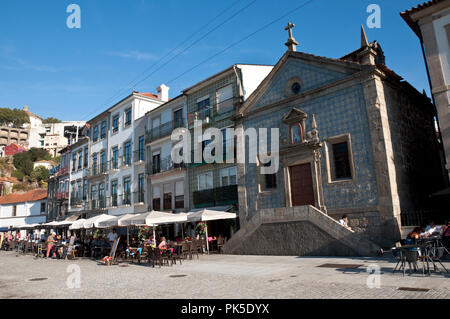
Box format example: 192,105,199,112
383,81,446,213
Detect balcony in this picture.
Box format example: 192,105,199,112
87,197,107,210
88,162,108,177
146,157,185,176
121,155,132,167
56,191,69,200
120,193,132,206
133,191,145,205
145,119,185,143
133,150,145,163
187,98,235,127
70,196,83,208
193,184,238,208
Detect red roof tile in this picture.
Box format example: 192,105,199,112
0,189,47,205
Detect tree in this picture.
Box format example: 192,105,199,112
0,108,30,127
42,117,61,123
30,166,49,182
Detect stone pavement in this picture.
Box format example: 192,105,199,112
0,251,449,299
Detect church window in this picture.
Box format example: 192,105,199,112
326,134,354,182
291,82,301,94
290,124,303,144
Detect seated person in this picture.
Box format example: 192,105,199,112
442,220,450,248
338,215,352,230
158,237,167,250
422,220,440,237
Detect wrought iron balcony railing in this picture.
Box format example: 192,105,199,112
193,184,238,207
145,119,186,143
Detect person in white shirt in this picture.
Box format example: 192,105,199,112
107,229,118,243
422,221,440,237
338,215,352,231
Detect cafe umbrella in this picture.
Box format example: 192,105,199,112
144,211,188,241
186,209,237,253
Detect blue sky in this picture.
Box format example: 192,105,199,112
0,0,427,121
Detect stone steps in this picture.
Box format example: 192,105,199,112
223,206,383,256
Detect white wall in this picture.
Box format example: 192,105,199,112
0,200,47,227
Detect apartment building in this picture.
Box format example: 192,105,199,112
184,64,273,212
145,94,188,212
68,138,89,218
95,89,166,217
47,150,70,221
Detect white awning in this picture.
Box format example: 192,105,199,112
82,214,110,229
92,214,119,228
145,211,187,226
69,218,87,230
186,209,236,222
118,212,148,227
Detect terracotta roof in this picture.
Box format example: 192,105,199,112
0,176,19,183
0,189,47,205
402,0,446,15
135,92,159,99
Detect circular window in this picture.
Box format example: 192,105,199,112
291,82,301,94
285,77,302,97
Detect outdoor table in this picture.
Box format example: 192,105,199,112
397,243,448,275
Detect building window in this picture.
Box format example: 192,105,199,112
175,181,184,209
216,84,233,114
111,180,118,207
125,108,132,127
112,115,119,133
198,171,213,191
174,108,183,128
77,180,82,200
93,125,99,142
84,148,88,168
12,205,17,217
163,183,172,211
83,179,88,200
138,173,145,203
40,202,46,213
91,185,98,209
99,183,105,209
326,135,354,182
100,150,106,173
196,97,210,120
290,124,303,144
112,146,119,169
138,135,145,161
78,151,82,169
123,177,131,205
332,142,352,180
291,82,301,94
220,166,237,186
261,161,277,189
153,185,161,211
72,153,77,172
152,151,161,174
100,121,107,139
92,154,98,175
123,141,131,166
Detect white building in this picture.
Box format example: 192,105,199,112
0,189,47,235
105,88,166,216
24,106,86,157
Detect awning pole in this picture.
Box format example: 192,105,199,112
205,222,209,254
127,226,129,247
